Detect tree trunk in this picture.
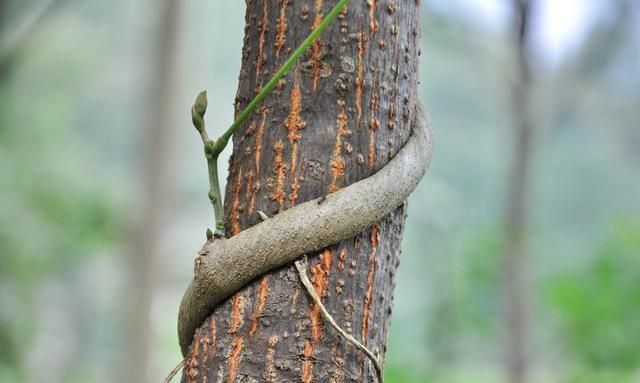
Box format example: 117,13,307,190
126,1,181,381
182,1,420,382
502,1,533,382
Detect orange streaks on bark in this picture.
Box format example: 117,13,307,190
368,77,380,167
201,315,216,365
289,144,301,204
249,275,271,341
248,182,259,216
229,168,243,236
255,0,269,79
201,341,210,375
244,170,254,205
311,0,324,91
284,81,305,205
329,100,350,193
228,293,245,334
361,225,380,347
310,249,333,342
205,315,217,363
370,79,380,116
226,336,244,383
355,32,366,123
210,315,217,342
367,0,378,36
368,118,380,167
185,333,200,382
271,140,287,211
265,335,279,382
301,339,314,383
329,157,345,194
249,109,268,215
275,0,288,56
322,247,333,271
358,30,367,60
255,109,268,175
285,82,304,142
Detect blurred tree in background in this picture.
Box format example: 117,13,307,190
0,1,638,382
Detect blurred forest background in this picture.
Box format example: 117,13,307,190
0,1,638,382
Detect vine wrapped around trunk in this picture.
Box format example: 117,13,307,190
181,1,424,382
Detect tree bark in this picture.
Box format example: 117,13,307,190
182,1,420,381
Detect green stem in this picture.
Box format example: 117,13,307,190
205,146,225,236
193,92,225,236
212,0,350,155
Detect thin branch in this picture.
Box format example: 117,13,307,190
191,91,224,236
163,358,186,383
295,256,384,383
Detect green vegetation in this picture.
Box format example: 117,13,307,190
547,222,640,373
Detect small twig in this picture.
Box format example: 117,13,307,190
256,210,270,221
163,358,186,383
295,256,384,383
191,91,225,236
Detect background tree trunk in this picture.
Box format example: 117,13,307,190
182,1,420,382
126,0,181,381
0,0,65,77
502,1,534,382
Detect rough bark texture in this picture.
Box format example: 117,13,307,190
182,1,420,382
